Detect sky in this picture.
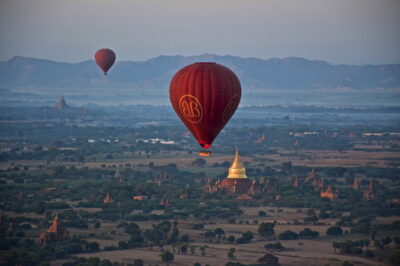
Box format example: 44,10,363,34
0,0,399,65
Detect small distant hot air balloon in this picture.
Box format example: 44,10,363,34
94,48,116,75
170,62,241,153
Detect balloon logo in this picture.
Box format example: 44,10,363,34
170,62,241,149
179,95,203,124
223,95,241,123
94,48,116,75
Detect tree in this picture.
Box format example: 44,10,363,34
278,230,298,240
258,222,275,237
264,242,285,251
200,246,206,256
87,242,100,251
214,228,225,238
132,259,144,266
191,158,207,167
144,229,163,244
225,263,246,266
190,245,196,255
160,251,174,264
236,231,253,244
228,235,235,244
192,224,204,230
381,236,392,249
341,261,354,266
180,244,188,255
227,248,236,259
99,260,112,266
257,253,280,266
365,250,374,258
259,210,267,217
332,242,339,253
53,165,65,176
326,226,343,236
204,230,216,239
118,241,128,249
299,228,319,239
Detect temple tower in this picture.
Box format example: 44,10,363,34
218,151,252,194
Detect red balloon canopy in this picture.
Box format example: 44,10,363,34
94,48,116,75
169,62,241,149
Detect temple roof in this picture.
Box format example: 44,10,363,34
227,150,248,179
54,95,69,109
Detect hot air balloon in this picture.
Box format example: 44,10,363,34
94,48,116,75
170,62,241,153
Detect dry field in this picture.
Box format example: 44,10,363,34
1,146,399,173
54,207,385,266
52,239,386,266
261,149,400,168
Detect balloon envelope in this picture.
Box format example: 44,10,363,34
170,62,241,149
94,48,116,75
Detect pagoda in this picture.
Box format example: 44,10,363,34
39,214,69,244
160,195,171,206
103,192,111,204
292,177,300,187
305,168,323,190
353,178,361,190
320,185,339,201
54,95,69,109
364,181,377,201
217,151,252,194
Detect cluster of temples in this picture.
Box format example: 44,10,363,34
295,169,378,201
300,169,339,200
363,180,378,200
353,178,378,200
154,169,170,187
204,151,272,199
39,214,69,244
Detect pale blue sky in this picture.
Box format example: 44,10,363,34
1,0,399,64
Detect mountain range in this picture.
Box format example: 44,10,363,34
0,54,399,90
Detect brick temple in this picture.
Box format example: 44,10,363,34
39,214,69,244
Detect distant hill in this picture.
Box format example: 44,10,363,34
0,54,399,90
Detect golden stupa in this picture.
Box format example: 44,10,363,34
227,150,248,179
218,150,252,194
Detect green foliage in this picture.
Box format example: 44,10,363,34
326,226,343,236
390,251,400,265
298,228,319,239
204,230,216,239
259,210,267,217
191,158,206,167
258,222,275,237
264,242,285,250
340,261,354,266
236,231,253,244
278,230,298,240
160,250,174,263
192,223,204,230
214,228,225,236
257,253,280,265
225,262,247,266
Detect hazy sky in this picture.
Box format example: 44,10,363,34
1,0,399,64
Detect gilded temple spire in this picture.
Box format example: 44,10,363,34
227,150,248,179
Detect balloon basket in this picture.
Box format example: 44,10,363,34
198,150,212,157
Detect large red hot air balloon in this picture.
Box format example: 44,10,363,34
170,62,241,150
94,48,116,75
